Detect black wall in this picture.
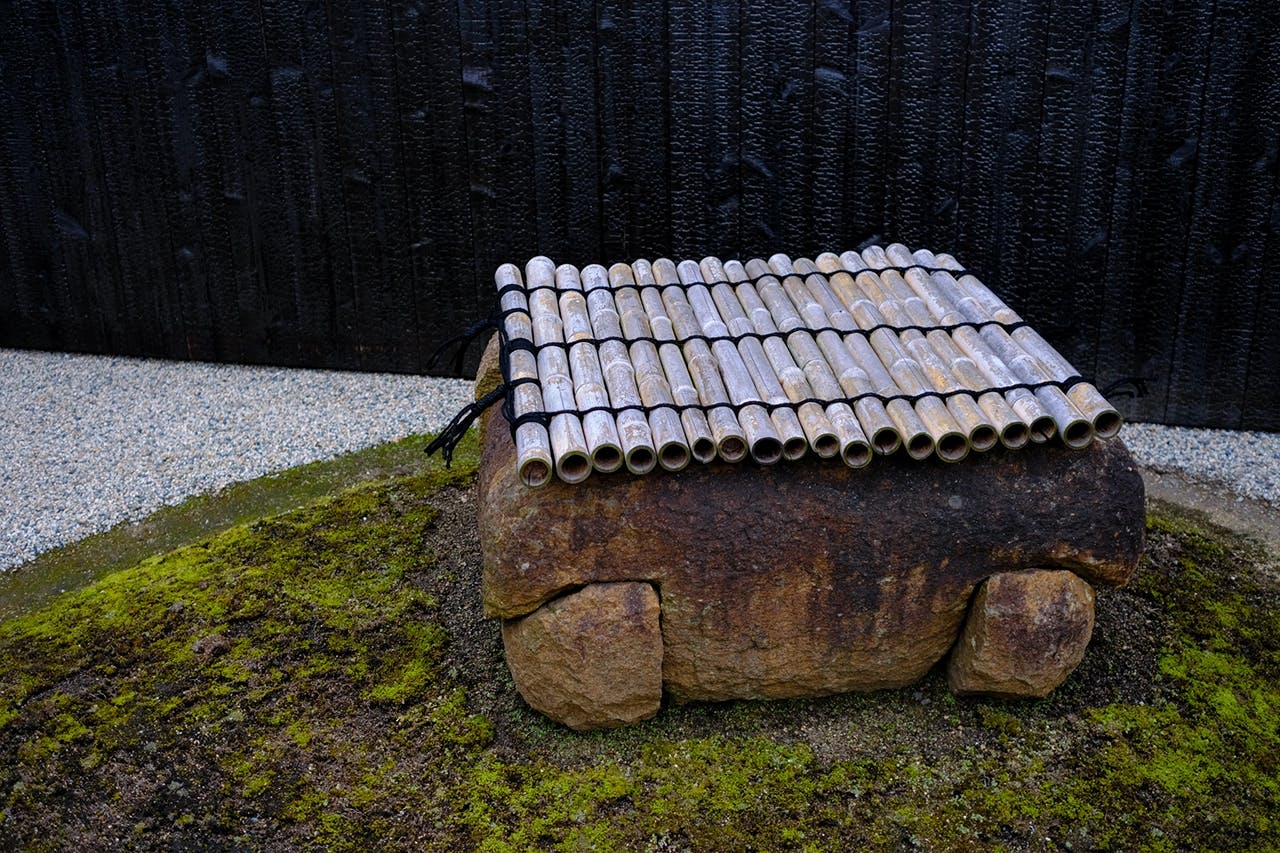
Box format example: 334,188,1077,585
1,1,1278,430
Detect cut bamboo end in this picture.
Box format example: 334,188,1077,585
999,420,1031,450
555,449,592,484
905,430,935,461
870,425,902,455
690,435,719,464
591,442,625,474
657,438,692,472
751,435,784,465
1094,410,1123,439
783,435,810,461
969,424,999,453
517,456,552,488
936,430,970,463
812,432,840,458
1061,419,1094,450
625,444,656,476
1029,415,1057,444
842,440,873,468
515,422,554,488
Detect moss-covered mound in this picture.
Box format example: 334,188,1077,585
1,445,1277,851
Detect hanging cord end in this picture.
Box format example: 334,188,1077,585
425,384,508,467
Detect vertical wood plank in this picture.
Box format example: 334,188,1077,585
741,0,809,255
457,0,539,375
393,0,473,368
668,0,740,258
1166,0,1279,427
0,2,64,352
811,0,856,248
847,0,892,247
597,0,671,260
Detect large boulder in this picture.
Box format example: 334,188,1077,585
472,337,1145,720
947,569,1097,698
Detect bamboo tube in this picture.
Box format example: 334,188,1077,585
928,250,1121,440
713,258,873,468
555,263,638,474
495,263,554,487
675,259,812,461
915,249,1095,449
651,258,780,464
698,257,843,461
605,263,699,469
744,258,906,456
631,260,749,463
876,244,1029,449
877,245,1058,445
524,257,593,483
579,263,672,475
831,249,1000,453
774,254,967,462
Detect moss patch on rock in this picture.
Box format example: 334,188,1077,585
1,449,1277,850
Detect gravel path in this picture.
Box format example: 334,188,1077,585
0,349,472,571
1120,422,1280,508
2,348,1277,572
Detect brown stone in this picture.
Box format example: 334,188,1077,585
501,582,663,731
474,336,1144,712
947,570,1097,698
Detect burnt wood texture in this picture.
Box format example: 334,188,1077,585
0,1,1276,429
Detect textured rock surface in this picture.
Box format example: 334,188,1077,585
947,570,1097,698
501,582,663,731
475,338,1144,705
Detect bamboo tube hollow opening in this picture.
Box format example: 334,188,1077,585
999,420,1031,450
1092,408,1123,439
843,442,873,468
1061,418,1094,450
935,429,970,462
518,457,552,489
556,450,592,483
905,431,935,460
812,433,840,457
969,424,999,453
626,445,655,473
660,438,695,470
870,425,902,455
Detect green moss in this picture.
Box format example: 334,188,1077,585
429,688,496,749
0,431,481,622
1,444,1278,850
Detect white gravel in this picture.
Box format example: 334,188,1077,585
1120,422,1280,508
0,349,473,571
2,347,1276,572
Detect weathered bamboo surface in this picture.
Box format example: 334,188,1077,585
494,246,1123,485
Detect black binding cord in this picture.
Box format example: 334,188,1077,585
499,375,1092,431
425,384,508,467
425,314,500,376
1100,376,1149,400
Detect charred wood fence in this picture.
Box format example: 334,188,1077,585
1,1,1277,429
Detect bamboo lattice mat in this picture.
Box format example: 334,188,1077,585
435,244,1121,487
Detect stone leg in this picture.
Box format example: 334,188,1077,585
501,581,663,731
948,569,1096,698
